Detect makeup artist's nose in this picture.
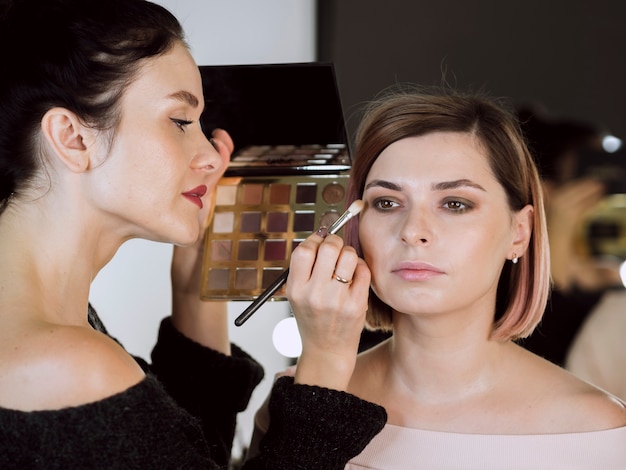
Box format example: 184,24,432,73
191,133,225,174
399,205,432,246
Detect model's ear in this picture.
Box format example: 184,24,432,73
40,107,93,173
511,204,534,258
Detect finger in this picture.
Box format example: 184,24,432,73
211,128,235,157
332,245,359,284
309,234,349,282
287,231,325,285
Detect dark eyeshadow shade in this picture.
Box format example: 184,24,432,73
293,211,315,232
262,268,284,288
264,239,287,261
237,240,259,260
295,183,317,204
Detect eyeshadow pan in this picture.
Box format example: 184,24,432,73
319,210,340,229
267,211,289,232
322,182,345,205
240,212,262,232
215,185,237,206
213,212,235,233
207,268,230,290
211,240,232,261
235,268,258,290
269,184,291,204
293,211,315,232
296,183,317,204
264,239,286,261
242,184,264,205
262,268,284,289
237,240,259,260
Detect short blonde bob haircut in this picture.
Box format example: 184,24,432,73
344,85,551,341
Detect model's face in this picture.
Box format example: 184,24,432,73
359,132,529,320
89,42,226,245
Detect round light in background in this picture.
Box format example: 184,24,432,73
602,134,622,153
272,317,302,358
619,260,626,287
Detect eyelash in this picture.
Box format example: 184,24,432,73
371,197,472,213
171,118,193,132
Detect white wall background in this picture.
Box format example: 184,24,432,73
89,0,315,458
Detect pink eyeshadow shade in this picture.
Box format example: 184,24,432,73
242,184,264,205
211,240,232,261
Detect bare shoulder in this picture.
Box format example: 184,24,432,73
0,323,145,411
560,377,626,429
517,346,626,431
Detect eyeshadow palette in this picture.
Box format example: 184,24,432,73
198,63,352,300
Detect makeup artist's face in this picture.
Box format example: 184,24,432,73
359,131,522,320
87,42,227,245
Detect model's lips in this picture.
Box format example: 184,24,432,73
182,185,208,209
392,261,445,281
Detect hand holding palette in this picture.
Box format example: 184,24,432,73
198,63,354,305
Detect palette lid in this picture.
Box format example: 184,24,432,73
199,62,351,175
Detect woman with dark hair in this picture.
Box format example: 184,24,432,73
0,1,385,468
251,86,626,468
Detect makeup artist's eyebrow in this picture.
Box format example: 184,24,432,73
167,90,199,108
433,179,486,192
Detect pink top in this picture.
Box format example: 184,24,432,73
346,423,626,469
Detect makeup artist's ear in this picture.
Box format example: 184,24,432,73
40,107,94,173
510,204,533,257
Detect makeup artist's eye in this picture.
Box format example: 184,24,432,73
170,118,193,132
442,199,471,213
372,197,399,211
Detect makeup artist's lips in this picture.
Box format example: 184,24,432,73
182,185,207,209
392,261,444,282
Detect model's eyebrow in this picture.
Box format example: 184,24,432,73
364,178,486,192
167,90,199,108
364,179,402,191
433,179,486,192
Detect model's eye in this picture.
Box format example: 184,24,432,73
171,118,193,132
373,198,399,211
443,199,470,212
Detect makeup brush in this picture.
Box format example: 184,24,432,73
234,199,365,326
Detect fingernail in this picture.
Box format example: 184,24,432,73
316,226,328,238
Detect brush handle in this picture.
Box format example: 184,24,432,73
234,269,289,326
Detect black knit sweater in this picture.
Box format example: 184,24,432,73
0,312,386,469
